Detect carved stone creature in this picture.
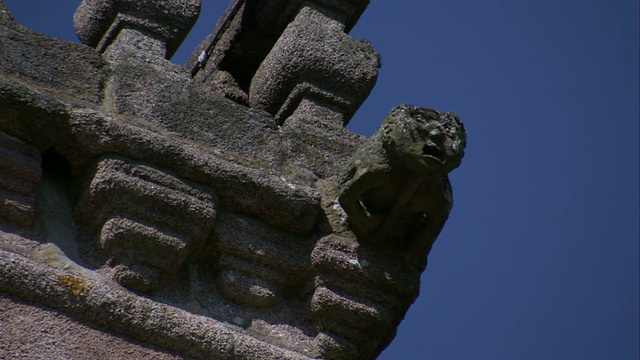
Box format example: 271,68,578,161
338,104,466,257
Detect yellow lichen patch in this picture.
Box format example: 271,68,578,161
57,275,92,298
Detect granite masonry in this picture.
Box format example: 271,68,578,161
0,0,466,358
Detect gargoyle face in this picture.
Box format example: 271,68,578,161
381,105,466,176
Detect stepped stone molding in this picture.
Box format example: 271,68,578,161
75,155,218,292
0,0,467,358
0,132,41,228
309,234,422,359
212,212,313,309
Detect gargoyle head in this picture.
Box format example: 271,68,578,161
381,105,466,176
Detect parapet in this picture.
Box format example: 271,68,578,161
0,0,466,358
188,0,379,127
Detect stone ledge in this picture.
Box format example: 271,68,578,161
0,292,185,359
0,247,315,360
0,20,109,106
63,108,321,234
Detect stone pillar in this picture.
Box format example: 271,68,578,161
73,0,202,59
73,0,202,124
249,3,380,127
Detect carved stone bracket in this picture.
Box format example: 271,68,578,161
310,234,422,358
75,155,217,292
212,212,313,309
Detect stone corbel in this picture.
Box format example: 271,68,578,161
309,234,422,359
212,213,313,309
75,155,217,293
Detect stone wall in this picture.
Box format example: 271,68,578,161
0,0,466,358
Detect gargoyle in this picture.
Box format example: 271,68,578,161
338,104,466,256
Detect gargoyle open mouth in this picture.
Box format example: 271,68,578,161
422,143,445,162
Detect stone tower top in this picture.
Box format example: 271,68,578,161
0,0,466,358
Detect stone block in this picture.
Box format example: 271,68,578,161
74,0,202,58
249,5,380,126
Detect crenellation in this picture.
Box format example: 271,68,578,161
188,0,377,128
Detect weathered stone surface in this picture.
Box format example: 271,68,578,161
211,211,313,308
0,292,185,360
0,0,13,21
307,233,424,358
189,0,375,126
62,108,321,234
0,1,467,359
0,249,312,359
74,0,202,58
75,155,217,292
0,20,109,106
250,5,380,126
0,77,71,151
0,132,41,228
338,105,466,259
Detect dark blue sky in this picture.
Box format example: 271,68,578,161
4,0,638,359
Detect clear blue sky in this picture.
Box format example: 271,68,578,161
5,0,638,359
